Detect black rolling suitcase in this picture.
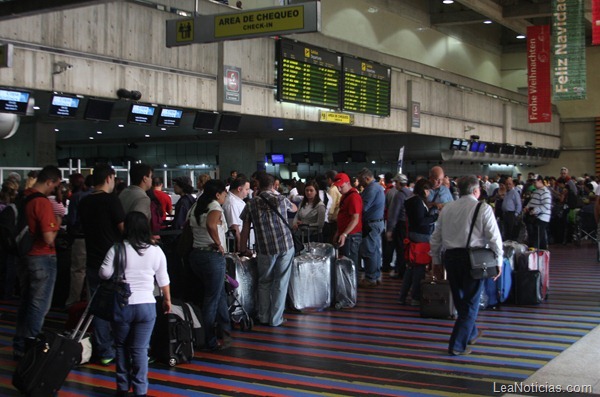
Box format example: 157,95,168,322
13,299,94,396
151,296,201,366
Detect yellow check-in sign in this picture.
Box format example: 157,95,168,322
319,111,354,125
214,6,304,39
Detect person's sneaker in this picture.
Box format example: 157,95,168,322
389,270,401,279
410,300,421,306
358,278,377,288
468,329,484,345
449,347,472,356
100,357,115,366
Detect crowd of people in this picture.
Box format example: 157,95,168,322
0,162,597,392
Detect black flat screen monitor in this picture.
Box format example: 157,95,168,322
0,89,30,115
477,142,487,153
218,114,242,132
193,111,218,130
157,107,183,127
127,104,156,125
270,153,285,164
49,94,80,118
333,152,349,163
84,98,115,121
500,144,516,155
291,153,306,164
469,142,480,152
515,146,528,156
450,139,462,150
308,153,323,164
485,143,500,154
351,151,366,162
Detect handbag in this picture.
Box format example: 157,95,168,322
89,243,132,322
467,202,499,280
405,240,431,265
260,194,304,256
176,220,194,258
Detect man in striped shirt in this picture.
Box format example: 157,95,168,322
524,175,552,249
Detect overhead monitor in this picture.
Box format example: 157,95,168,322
477,142,487,153
291,152,307,164
157,107,183,127
333,151,349,163
0,88,30,115
500,144,516,155
485,143,500,154
514,146,528,156
308,152,323,164
269,153,285,164
469,141,480,152
350,151,366,162
127,103,156,125
48,94,80,118
218,114,242,132
84,98,115,122
193,111,218,130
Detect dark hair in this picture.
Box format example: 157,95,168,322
123,211,153,255
130,163,153,186
230,176,248,191
36,165,61,184
69,173,86,193
300,180,322,209
256,171,274,191
92,164,115,186
27,170,38,178
413,179,432,200
152,176,163,187
194,179,226,222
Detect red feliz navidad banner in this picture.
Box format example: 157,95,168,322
593,0,600,45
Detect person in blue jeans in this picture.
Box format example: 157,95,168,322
430,176,503,356
399,179,437,305
188,180,232,348
13,165,62,360
100,211,171,397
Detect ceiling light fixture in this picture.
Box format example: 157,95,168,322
33,106,40,110
516,34,526,39
483,20,492,24
442,0,454,4
54,128,59,132
89,137,94,140
96,131,102,134
144,134,150,138
118,124,124,128
278,128,284,131
289,137,294,140
208,131,213,134
367,7,378,13
161,127,166,131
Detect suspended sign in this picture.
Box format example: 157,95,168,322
551,0,586,101
527,25,551,123
593,0,600,45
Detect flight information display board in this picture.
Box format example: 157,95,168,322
342,56,391,116
276,39,341,109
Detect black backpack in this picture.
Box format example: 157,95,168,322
0,203,18,253
14,192,46,257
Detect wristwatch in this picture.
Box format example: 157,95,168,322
341,232,348,238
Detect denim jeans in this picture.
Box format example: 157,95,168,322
256,248,294,326
340,233,362,276
444,249,484,353
399,264,427,302
13,255,57,354
87,268,115,360
360,220,384,282
112,303,156,396
189,249,231,349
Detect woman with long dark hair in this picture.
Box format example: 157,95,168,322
99,211,171,397
292,180,326,242
188,179,231,350
399,179,438,306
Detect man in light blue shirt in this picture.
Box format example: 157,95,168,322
357,168,385,287
428,166,454,215
501,177,522,240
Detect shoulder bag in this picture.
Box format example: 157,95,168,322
260,194,304,256
89,242,132,321
467,202,499,279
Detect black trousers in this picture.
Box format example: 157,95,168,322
503,211,517,241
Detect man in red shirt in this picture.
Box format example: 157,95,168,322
333,173,363,271
152,176,173,225
13,165,62,360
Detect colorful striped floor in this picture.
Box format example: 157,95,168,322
1,243,599,396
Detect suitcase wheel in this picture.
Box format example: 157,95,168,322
334,303,342,310
240,317,253,331
168,357,177,367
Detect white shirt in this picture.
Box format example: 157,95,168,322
430,195,503,267
99,242,169,305
189,200,228,249
223,192,255,249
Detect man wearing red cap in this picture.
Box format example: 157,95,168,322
333,173,363,271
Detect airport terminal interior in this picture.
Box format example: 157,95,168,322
1,0,600,395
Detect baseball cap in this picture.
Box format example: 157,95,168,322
392,173,408,184
333,172,350,187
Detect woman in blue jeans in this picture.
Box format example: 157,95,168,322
99,211,171,397
399,179,438,305
188,179,232,350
